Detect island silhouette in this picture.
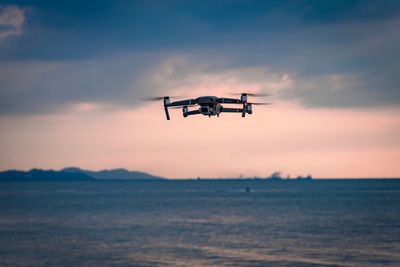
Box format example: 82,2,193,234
0,167,164,181
0,168,314,181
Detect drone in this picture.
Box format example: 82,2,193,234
145,93,272,120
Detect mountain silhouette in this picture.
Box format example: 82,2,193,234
0,167,164,181
62,167,163,180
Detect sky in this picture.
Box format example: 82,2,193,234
0,0,399,178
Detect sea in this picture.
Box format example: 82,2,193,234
0,179,399,267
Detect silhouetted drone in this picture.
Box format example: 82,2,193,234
144,93,272,120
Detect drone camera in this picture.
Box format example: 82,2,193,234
200,106,209,114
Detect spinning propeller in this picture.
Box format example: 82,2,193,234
230,92,271,97
141,96,182,101
247,102,273,105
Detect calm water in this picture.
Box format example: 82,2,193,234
0,180,399,266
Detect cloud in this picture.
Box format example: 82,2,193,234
0,53,291,115
0,5,25,39
0,45,399,116
0,52,157,114
0,1,400,115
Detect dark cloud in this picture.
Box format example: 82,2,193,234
293,0,400,23
0,0,399,114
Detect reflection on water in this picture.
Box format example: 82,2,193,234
1,180,400,266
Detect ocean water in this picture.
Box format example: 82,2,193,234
0,180,399,267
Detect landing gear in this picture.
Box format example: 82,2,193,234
182,106,189,117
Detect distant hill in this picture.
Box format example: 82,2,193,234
62,167,163,180
0,167,164,181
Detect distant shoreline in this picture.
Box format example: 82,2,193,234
1,168,399,182
1,177,399,182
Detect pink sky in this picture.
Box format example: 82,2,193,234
1,100,399,178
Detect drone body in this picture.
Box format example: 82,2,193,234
149,93,271,120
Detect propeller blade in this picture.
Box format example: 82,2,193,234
247,93,271,97
141,95,183,101
248,102,273,105
142,96,166,101
230,93,271,97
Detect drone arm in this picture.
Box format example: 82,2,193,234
221,107,244,113
217,98,242,104
185,110,201,116
167,99,197,107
